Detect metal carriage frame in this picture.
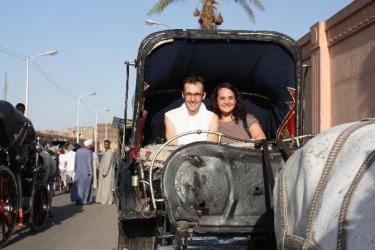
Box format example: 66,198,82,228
116,29,309,249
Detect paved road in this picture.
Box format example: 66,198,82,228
4,191,118,250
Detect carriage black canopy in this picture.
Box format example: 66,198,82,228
0,100,36,149
129,30,302,146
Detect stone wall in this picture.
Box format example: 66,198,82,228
298,0,375,134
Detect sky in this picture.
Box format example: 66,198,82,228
0,0,352,131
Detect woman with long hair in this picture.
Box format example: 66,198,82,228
211,82,266,143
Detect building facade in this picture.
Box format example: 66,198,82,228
65,123,119,152
298,0,375,134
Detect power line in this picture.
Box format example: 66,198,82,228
32,62,105,117
0,47,25,61
81,100,95,113
0,44,75,101
32,62,100,125
0,44,26,60
32,61,77,100
0,44,27,58
0,45,108,120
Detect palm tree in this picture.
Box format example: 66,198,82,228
148,0,264,30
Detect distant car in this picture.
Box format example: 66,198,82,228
116,29,305,249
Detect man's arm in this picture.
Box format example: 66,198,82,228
74,153,77,172
207,114,219,142
165,115,178,145
102,152,114,177
88,152,93,175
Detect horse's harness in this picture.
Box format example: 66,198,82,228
278,119,375,250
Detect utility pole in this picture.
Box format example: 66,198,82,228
3,72,8,101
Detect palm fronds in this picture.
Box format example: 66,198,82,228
233,0,264,23
148,0,182,15
250,0,265,11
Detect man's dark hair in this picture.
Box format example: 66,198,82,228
104,139,111,144
182,75,205,92
15,103,25,114
211,82,246,124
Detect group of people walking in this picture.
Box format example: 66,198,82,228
70,139,116,205
14,102,116,206
52,139,116,206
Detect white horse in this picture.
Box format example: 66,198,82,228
274,119,375,250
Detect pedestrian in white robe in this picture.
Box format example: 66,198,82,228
65,144,76,190
96,140,115,204
92,151,99,189
58,146,67,190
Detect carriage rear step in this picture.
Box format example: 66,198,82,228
156,233,175,239
156,236,248,249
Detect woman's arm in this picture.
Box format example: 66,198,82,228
249,122,266,140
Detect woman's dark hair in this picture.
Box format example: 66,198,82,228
211,82,246,124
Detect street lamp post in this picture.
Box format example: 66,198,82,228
25,50,58,117
104,111,113,140
105,117,108,140
95,109,110,154
76,91,97,143
145,19,170,29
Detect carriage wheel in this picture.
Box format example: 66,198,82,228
30,184,49,231
0,166,19,248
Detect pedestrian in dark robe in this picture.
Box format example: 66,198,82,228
70,139,93,205
96,140,115,204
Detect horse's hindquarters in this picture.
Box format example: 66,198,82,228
275,121,375,250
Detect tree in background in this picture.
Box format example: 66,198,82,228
148,0,264,30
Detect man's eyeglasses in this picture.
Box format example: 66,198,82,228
184,92,204,98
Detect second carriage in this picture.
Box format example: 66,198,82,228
0,100,56,248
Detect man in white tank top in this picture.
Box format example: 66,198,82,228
165,75,219,145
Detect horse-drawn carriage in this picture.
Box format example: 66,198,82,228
0,100,55,248
115,29,309,249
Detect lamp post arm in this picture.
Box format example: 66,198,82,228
145,19,170,29
31,50,58,59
